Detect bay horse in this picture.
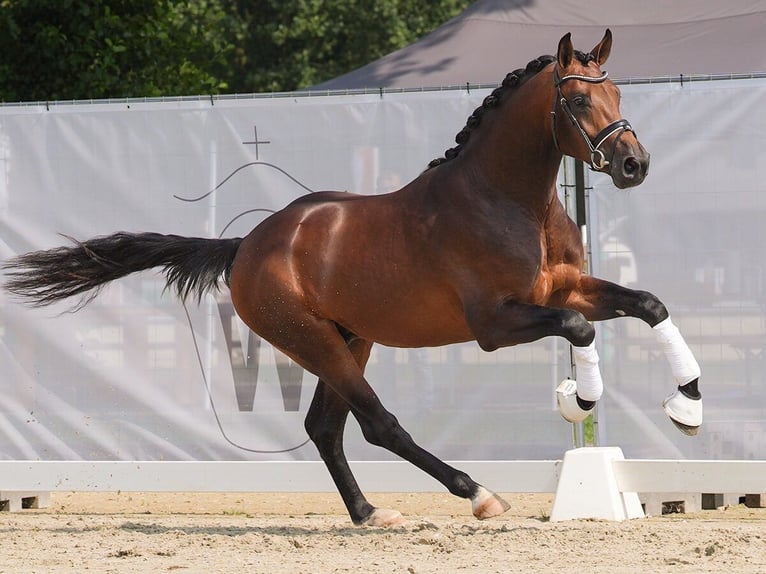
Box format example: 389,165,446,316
3,30,702,526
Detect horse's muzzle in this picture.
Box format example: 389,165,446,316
611,141,649,189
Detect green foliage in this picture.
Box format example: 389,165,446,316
219,0,472,93
584,414,595,446
0,0,233,101
0,0,471,101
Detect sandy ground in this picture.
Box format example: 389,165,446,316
1,492,766,574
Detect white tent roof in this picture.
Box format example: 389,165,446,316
316,0,766,89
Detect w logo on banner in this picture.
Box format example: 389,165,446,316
171,148,319,415
217,299,305,412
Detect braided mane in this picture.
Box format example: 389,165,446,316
426,51,595,170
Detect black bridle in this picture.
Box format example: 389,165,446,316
551,67,634,171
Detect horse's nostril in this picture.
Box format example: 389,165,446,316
623,156,640,176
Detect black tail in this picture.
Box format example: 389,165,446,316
3,232,243,309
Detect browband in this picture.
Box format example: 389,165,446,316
555,70,609,87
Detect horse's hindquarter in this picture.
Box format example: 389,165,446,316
229,191,472,348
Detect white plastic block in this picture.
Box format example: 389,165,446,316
550,447,644,522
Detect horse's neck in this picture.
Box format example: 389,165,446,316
460,71,562,216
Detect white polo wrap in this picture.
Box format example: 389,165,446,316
652,316,701,386
572,341,603,402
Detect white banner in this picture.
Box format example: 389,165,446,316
0,90,573,462
1,78,764,463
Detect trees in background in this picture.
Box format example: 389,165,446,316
0,0,470,101
0,1,231,101
218,0,471,93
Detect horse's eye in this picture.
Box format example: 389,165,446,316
572,95,586,107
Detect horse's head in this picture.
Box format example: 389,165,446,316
552,30,649,189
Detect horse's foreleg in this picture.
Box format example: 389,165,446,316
555,339,604,423
466,299,601,422
563,276,702,434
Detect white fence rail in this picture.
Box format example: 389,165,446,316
1,452,764,500
0,460,559,493
614,459,766,494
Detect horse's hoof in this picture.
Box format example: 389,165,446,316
663,388,702,436
669,418,700,436
555,379,594,423
363,508,406,527
472,486,511,520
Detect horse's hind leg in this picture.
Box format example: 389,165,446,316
304,337,404,526
563,276,702,434
306,380,409,526
296,323,508,525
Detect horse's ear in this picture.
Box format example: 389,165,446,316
557,32,573,68
590,29,612,66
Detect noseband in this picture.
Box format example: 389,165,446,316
551,67,634,171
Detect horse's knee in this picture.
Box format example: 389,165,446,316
560,309,594,346
635,290,669,326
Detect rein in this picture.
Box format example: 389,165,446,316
551,67,634,171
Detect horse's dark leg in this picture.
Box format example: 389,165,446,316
561,275,668,325
348,397,510,524
562,275,702,434
466,298,596,352
293,321,508,525
466,299,603,422
304,337,394,525
305,381,387,525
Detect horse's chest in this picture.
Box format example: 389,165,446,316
531,263,579,303
530,237,582,305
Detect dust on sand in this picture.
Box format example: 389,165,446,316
1,492,765,574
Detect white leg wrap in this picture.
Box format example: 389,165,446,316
652,317,701,385
572,341,603,402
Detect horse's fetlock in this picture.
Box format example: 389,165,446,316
449,472,477,499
